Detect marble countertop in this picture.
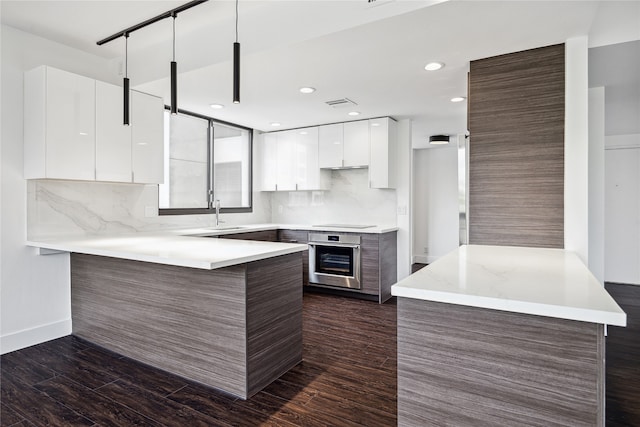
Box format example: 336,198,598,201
27,232,307,270
127,223,398,238
26,223,397,270
391,245,627,326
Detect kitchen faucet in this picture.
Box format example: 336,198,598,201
214,199,221,227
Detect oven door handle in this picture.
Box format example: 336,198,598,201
308,242,360,249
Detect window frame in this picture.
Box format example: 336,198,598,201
159,107,253,216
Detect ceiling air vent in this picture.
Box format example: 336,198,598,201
325,98,358,108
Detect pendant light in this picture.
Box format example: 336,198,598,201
233,0,240,104
170,13,178,114
123,33,130,126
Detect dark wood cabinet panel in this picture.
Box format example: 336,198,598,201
468,43,565,248
278,229,309,285
398,298,604,426
219,229,278,242
71,252,302,399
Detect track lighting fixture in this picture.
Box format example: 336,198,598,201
233,0,240,104
96,1,211,121
123,33,130,126
171,13,178,115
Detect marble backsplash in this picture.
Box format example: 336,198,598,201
27,180,271,239
27,169,395,239
271,168,397,227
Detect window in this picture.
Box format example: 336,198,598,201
159,109,252,215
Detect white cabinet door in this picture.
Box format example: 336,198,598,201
319,123,344,168
24,66,97,180
276,130,297,191
369,117,397,189
260,133,278,191
45,67,96,180
96,81,132,182
343,120,369,167
131,91,164,184
295,127,329,190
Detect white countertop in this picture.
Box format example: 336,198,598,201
26,223,397,270
177,223,398,237
391,245,627,326
27,232,307,270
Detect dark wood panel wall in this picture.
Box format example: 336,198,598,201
468,43,565,248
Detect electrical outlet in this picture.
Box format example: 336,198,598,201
423,247,429,254
397,205,407,215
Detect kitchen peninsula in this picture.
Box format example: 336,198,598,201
28,230,308,399
392,245,626,427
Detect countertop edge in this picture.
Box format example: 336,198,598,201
391,283,627,327
27,239,308,270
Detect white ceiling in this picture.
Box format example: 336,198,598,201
2,0,639,147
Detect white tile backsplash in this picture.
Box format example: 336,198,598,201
271,169,397,226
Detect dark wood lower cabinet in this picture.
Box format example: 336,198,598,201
217,229,279,242
278,229,309,285
397,298,605,427
70,252,302,399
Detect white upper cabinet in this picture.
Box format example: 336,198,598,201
343,120,369,167
96,81,132,182
260,133,278,191
25,66,96,180
318,123,343,168
369,117,397,189
259,127,329,191
295,127,330,190
131,90,164,184
25,66,164,184
276,129,297,191
319,120,370,168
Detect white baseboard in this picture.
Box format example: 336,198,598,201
0,319,71,354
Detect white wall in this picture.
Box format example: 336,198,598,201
395,119,412,281
412,144,459,264
0,25,116,354
565,36,590,265
604,134,640,285
588,87,605,283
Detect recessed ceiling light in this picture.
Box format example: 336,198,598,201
371,122,380,127
271,122,281,127
299,131,308,135
299,87,316,94
424,62,444,71
210,103,224,109
348,111,360,116
451,97,466,103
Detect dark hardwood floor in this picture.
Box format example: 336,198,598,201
1,284,638,427
605,283,640,427
0,293,397,426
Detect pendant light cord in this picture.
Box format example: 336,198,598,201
235,0,238,43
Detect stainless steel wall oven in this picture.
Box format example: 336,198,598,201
308,233,361,289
